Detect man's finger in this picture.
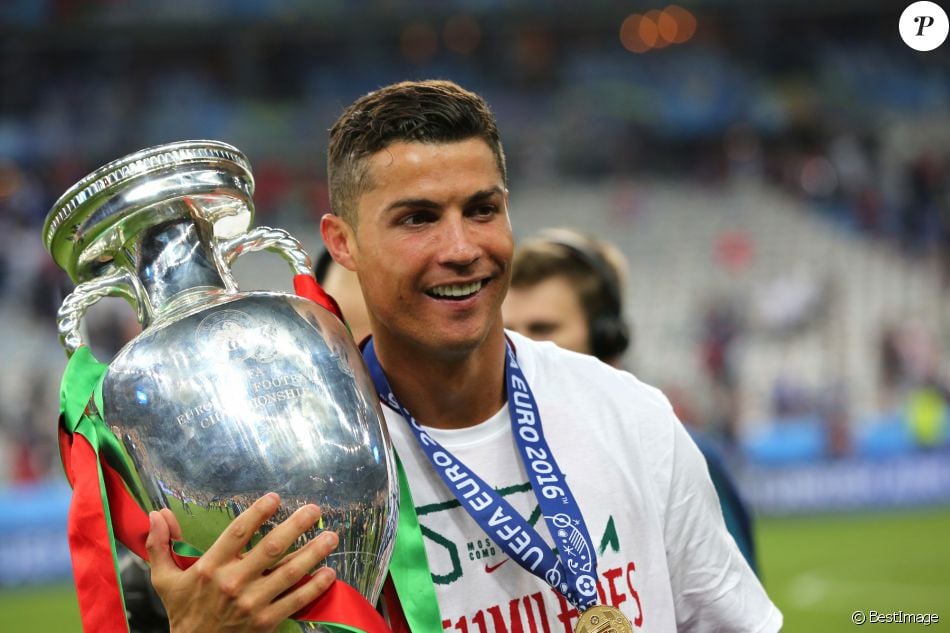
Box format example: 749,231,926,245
269,525,336,569
259,530,339,603
260,566,338,630
201,492,281,566
159,507,183,541
241,504,322,573
145,511,177,586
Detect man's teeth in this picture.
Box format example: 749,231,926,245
429,281,483,298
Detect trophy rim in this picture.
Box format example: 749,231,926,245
43,140,255,281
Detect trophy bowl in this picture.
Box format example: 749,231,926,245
45,141,398,630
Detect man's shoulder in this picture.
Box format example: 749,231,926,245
506,330,673,413
507,329,604,370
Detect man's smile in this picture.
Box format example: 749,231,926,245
426,278,490,301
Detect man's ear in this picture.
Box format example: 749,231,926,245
320,212,357,272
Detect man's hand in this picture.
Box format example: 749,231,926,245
145,493,338,633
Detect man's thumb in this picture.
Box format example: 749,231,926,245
145,510,174,573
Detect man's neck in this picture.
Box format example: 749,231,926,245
371,327,508,430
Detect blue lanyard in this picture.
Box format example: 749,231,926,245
363,338,599,610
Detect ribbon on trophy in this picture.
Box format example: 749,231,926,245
57,274,394,633
381,453,443,633
301,276,443,633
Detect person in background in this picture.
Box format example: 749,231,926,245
502,227,759,573
315,248,373,344
503,227,631,368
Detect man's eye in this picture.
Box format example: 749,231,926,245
401,212,434,226
528,322,558,336
471,204,498,217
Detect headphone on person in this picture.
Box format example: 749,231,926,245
313,248,335,284
539,229,631,361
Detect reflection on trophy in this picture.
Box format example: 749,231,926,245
44,140,398,631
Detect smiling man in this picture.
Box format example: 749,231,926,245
321,80,780,632
148,80,781,633
322,108,512,432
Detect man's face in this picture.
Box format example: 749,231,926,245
503,275,591,355
329,138,512,358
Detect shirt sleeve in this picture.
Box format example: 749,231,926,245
663,418,783,632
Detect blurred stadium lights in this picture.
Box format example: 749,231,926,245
665,4,697,43
638,11,662,50
620,5,697,54
653,8,677,47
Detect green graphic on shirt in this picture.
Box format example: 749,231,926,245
417,480,618,586
599,515,619,555
416,482,532,516
421,524,463,584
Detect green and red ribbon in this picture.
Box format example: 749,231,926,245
57,273,443,633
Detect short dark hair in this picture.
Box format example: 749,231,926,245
327,79,507,224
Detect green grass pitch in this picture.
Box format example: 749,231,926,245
757,507,950,631
2,507,948,632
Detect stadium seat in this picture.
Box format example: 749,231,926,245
741,415,826,465
855,411,917,458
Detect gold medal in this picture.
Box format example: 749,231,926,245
574,604,634,633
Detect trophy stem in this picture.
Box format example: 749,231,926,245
125,217,231,327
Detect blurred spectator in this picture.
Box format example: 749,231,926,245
9,370,56,484
754,271,829,337
700,295,743,444
503,227,759,574
879,321,950,448
314,249,372,344
504,227,630,367
879,321,945,405
817,380,852,459
771,374,812,418
902,151,945,255
906,386,949,449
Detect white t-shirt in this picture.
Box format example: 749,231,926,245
384,331,782,633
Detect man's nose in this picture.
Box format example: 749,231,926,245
438,214,481,267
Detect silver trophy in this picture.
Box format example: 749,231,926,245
44,140,397,630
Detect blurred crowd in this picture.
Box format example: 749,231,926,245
1,2,949,484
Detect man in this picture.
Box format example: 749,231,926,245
148,80,781,632
503,228,631,368
503,227,759,575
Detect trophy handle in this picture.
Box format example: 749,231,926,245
218,226,314,277
57,268,145,357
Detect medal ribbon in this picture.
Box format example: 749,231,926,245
362,338,600,611
57,273,389,633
